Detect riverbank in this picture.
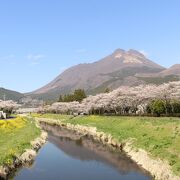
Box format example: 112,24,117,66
34,114,180,180
0,116,47,179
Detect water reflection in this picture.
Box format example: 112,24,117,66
14,123,152,180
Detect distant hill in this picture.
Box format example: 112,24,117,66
0,88,24,102
28,49,180,101
158,64,180,76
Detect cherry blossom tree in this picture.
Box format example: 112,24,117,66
40,81,180,116
0,100,21,118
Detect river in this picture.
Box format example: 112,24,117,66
12,123,152,180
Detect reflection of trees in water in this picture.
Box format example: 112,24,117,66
41,123,150,176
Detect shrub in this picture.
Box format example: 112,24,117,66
150,100,166,116
171,100,180,113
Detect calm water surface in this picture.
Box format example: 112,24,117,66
13,124,152,180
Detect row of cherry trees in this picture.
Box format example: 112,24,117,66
39,81,180,116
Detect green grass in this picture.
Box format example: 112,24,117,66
0,116,41,166
32,113,73,120
34,113,180,175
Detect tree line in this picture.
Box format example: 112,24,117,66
39,81,180,117
58,89,86,103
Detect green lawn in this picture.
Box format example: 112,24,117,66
0,116,41,166
32,113,73,120
35,113,180,175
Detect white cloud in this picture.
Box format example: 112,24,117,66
0,55,16,65
30,61,40,66
26,54,45,60
0,54,15,60
139,50,149,57
26,53,45,66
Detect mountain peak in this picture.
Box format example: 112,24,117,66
112,48,145,64
113,49,125,59
127,49,145,58
31,48,170,98
113,48,146,60
113,48,125,54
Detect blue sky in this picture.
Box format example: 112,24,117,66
0,0,180,93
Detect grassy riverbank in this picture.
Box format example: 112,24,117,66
0,116,40,166
34,113,180,176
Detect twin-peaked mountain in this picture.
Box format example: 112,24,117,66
29,49,180,100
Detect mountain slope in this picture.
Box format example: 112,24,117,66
0,88,24,102
29,49,179,101
158,64,180,76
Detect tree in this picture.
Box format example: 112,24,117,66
58,89,86,103
0,100,20,118
104,88,111,93
63,94,74,102
73,89,86,102
170,100,180,114
150,99,165,116
58,95,63,102
43,81,180,116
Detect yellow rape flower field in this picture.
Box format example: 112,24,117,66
0,117,40,166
